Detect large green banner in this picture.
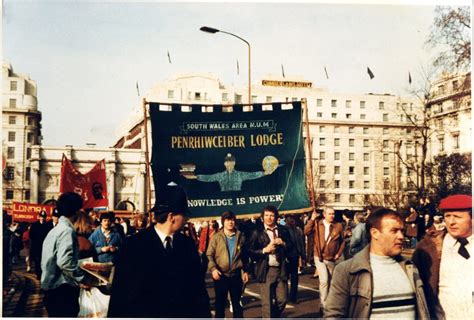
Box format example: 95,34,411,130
149,101,311,218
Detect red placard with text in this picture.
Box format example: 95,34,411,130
12,202,54,222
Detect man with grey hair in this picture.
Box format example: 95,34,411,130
304,207,345,313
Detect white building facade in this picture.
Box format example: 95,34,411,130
2,62,42,205
114,73,429,211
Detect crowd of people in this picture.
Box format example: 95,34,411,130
2,190,471,319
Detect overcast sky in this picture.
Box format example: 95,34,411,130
3,0,470,147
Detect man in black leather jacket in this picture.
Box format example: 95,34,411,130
247,205,294,318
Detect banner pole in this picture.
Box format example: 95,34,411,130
143,99,152,213
302,98,316,211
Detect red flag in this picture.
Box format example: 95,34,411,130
60,154,108,209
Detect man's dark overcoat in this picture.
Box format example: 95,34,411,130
107,227,210,318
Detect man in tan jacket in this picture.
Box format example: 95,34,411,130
304,207,345,312
206,211,249,318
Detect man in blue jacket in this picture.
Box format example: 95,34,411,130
88,211,122,263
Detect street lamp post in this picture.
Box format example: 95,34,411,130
200,26,251,105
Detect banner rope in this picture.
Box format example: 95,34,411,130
277,105,304,210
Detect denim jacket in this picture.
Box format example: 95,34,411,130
41,216,84,290
88,227,122,263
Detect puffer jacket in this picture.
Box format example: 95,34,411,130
324,246,430,319
206,230,249,277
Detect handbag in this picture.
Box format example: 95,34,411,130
78,287,110,318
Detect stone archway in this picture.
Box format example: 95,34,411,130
116,200,136,211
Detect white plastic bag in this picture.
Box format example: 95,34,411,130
78,287,110,318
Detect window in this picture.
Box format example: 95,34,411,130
320,194,327,202
222,93,228,101
292,97,298,102
194,92,201,100
8,132,15,142
383,140,389,148
349,153,355,160
235,94,242,104
383,153,389,161
10,81,17,91
319,152,326,160
335,194,341,202
452,80,459,91
317,99,323,107
334,138,340,146
384,179,390,190
349,180,355,189
363,127,369,134
363,139,369,147
334,152,340,160
5,167,14,180
6,190,14,200
400,115,405,122
319,138,326,146
360,101,366,108
349,166,355,174
360,114,366,120
438,84,445,95
320,180,326,188
439,138,444,151
453,134,460,149
348,127,354,134
363,153,369,161
335,180,340,188
28,117,34,126
364,194,370,202
383,128,389,135
252,95,258,103
349,139,354,147
379,101,385,110
266,96,272,103
349,195,355,203
346,100,352,108
24,190,30,201
331,99,337,107
331,113,337,119
319,166,326,174
27,132,35,144
383,167,389,175
25,167,31,181
364,167,369,175
334,126,340,133
364,181,370,189
7,147,14,159
334,166,340,174
319,126,325,133
167,90,174,99
9,99,17,108
383,114,388,121
317,112,322,118
26,148,31,159
346,113,352,119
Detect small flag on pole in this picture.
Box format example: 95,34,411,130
408,72,412,84
367,67,375,79
281,64,285,78
136,81,140,97
237,59,240,75
167,51,172,64
324,66,329,79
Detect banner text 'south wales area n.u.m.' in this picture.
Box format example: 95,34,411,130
149,102,311,218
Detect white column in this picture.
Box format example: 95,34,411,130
138,170,146,212
108,169,116,210
30,166,40,203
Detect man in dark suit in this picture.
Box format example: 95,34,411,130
29,210,53,280
107,185,210,318
247,205,293,318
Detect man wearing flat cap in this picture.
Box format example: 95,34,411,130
108,184,210,318
413,194,473,319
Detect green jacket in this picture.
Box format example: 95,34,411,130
206,230,249,277
324,246,430,319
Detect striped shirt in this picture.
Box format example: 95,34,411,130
370,253,415,319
